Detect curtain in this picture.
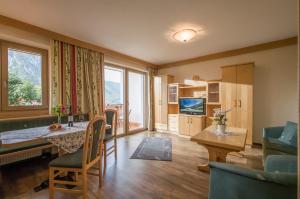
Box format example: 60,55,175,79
147,66,158,131
51,40,104,117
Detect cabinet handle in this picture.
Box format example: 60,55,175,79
238,100,242,108
190,118,192,124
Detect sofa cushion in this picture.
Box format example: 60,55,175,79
0,140,51,155
278,121,297,147
266,138,297,154
265,155,297,174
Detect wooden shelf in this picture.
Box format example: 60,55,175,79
179,85,207,89
207,102,221,105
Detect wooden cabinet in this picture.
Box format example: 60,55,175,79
221,63,253,144
168,114,179,133
168,84,179,104
179,115,205,136
154,75,173,131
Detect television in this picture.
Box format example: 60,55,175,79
179,98,206,115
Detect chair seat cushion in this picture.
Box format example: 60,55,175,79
278,121,297,147
0,140,50,155
265,155,297,173
49,149,83,168
104,131,114,142
266,138,297,154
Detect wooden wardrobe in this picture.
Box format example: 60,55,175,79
221,63,254,145
154,75,174,131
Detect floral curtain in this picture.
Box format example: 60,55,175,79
147,66,158,131
51,40,104,117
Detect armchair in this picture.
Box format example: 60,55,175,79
208,155,297,199
262,122,297,160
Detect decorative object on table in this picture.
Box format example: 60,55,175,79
130,137,172,161
68,105,74,127
213,108,231,135
53,104,66,124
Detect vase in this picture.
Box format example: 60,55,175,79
216,124,226,135
57,116,61,124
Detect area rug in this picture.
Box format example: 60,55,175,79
130,137,172,161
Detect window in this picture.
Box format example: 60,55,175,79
1,41,48,111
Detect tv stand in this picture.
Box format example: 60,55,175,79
179,114,205,137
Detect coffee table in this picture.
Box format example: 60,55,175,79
191,126,247,172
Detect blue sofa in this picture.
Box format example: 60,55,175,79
208,155,297,199
262,121,297,160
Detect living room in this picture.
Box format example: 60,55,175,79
0,1,298,199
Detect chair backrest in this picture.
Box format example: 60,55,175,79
105,109,118,136
82,116,106,167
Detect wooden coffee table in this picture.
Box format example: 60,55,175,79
191,126,247,172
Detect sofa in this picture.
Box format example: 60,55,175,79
208,155,297,199
0,114,89,166
262,121,297,160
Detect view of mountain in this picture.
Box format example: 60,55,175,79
8,49,42,86
105,81,121,104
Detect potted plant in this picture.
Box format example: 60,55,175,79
213,108,230,135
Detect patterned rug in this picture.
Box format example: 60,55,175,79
130,137,172,161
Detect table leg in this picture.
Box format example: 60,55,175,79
197,145,229,173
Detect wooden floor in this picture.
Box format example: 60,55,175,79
0,131,262,199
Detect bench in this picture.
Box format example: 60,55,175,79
0,114,89,166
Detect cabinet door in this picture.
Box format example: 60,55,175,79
236,64,253,144
154,76,162,127
221,66,237,127
179,115,190,136
189,116,204,136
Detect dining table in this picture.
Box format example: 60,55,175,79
0,121,111,191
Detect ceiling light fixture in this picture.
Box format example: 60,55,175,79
172,29,197,43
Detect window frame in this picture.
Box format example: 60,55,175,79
0,41,49,111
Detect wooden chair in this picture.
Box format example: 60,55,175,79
48,116,106,199
103,109,118,174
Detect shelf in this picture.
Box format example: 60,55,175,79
208,91,219,94
179,97,207,99
207,102,221,105
179,85,206,89
168,102,178,105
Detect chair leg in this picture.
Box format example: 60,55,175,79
49,168,54,199
104,143,107,175
82,172,87,199
98,158,103,188
114,137,117,160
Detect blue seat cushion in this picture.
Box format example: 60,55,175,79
265,155,297,174
266,138,297,154
49,149,83,168
278,121,297,147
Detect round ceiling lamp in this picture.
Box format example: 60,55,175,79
172,29,197,43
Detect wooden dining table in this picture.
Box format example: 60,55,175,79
0,122,111,153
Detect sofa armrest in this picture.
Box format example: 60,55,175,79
263,126,284,139
209,162,297,186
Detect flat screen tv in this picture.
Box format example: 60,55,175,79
179,98,206,115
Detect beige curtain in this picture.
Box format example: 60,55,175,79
147,67,158,131
51,40,104,117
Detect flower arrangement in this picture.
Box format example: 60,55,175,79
213,108,228,125
53,104,66,124
213,108,231,135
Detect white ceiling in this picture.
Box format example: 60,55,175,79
0,0,297,65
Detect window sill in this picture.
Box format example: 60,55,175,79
0,109,50,120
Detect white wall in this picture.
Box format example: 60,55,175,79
158,45,298,143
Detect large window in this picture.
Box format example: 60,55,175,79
1,41,48,111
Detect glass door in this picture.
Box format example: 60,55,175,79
127,71,146,132
104,66,125,135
